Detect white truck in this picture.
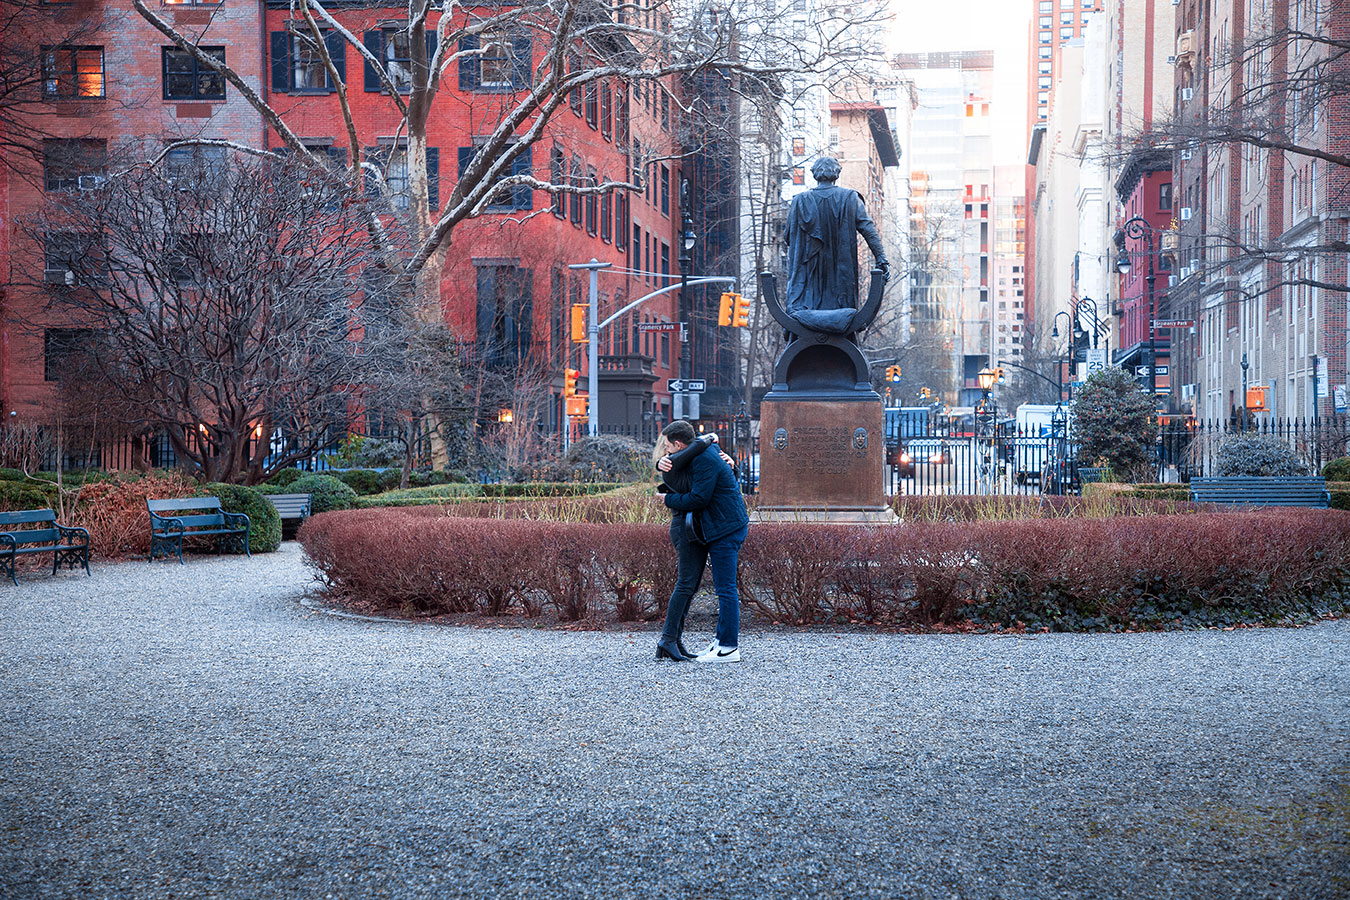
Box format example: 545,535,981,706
1009,404,1073,485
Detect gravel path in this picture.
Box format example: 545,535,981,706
1,543,1347,900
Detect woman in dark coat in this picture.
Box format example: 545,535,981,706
653,420,750,662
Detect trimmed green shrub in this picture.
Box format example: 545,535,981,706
200,482,281,553
0,468,28,482
1322,457,1350,481
289,473,358,514
1214,434,1307,476
335,469,384,495
1329,490,1350,511
267,468,303,487
0,481,54,510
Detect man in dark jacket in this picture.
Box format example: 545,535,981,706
657,421,750,662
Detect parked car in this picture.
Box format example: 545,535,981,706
888,443,917,478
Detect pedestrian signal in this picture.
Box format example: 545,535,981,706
566,395,587,417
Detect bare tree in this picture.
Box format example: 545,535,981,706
22,153,394,484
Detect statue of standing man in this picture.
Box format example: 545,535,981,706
784,157,890,335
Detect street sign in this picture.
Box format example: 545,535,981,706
1151,319,1195,329
667,378,706,393
673,393,700,420
637,321,682,333
1136,364,1169,377
1085,348,1107,376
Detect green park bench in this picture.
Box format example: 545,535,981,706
1189,476,1329,508
0,509,90,585
147,497,250,563
264,493,312,534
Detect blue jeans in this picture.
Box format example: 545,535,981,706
661,518,748,649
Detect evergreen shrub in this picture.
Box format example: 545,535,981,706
199,482,281,553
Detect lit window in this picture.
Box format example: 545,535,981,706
791,166,804,185
792,136,805,155
42,46,104,98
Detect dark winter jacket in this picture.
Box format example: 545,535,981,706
662,436,749,544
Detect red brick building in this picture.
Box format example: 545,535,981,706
260,3,687,437
2,0,265,427
2,1,688,448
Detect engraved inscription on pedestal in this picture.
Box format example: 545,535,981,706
758,399,886,515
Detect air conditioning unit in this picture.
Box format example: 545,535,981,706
1189,257,1201,271
1167,55,1176,65
1179,266,1191,280
45,268,75,285
1180,148,1192,160
1180,206,1193,220
77,175,106,191
1181,87,1194,101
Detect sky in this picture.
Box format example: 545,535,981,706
887,0,1033,167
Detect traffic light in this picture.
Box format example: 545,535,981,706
995,366,1006,384
732,293,751,327
563,367,578,398
920,386,931,399
571,304,587,343
885,365,902,383
718,292,734,327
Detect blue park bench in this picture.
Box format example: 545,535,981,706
0,508,90,585
1189,476,1329,508
147,497,250,563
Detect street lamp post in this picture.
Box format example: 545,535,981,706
676,178,696,420
1117,216,1158,401
1051,310,1072,400
1072,296,1106,353
976,366,998,495
1240,352,1249,433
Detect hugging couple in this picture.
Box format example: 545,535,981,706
652,419,750,663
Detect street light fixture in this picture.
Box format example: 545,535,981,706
1051,310,1072,400
1119,216,1159,402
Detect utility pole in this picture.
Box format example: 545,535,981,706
676,178,696,420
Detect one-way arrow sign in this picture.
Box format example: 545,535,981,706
667,379,706,393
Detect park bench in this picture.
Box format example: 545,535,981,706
264,493,312,534
147,497,250,564
0,509,90,585
1189,476,1329,508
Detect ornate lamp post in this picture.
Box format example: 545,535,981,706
1117,216,1158,401
976,365,998,494
1051,311,1072,400
676,179,696,417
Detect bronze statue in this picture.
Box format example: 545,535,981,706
783,157,890,335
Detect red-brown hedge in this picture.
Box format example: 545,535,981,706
299,508,1350,630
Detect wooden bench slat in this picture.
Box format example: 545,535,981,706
148,498,223,512
0,509,57,526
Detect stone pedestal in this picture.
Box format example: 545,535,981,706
754,395,897,524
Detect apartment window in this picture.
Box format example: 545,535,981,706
43,138,107,192
1038,76,1052,89
584,81,598,128
1060,0,1072,7
1039,30,1051,43
661,93,670,131
475,264,533,370
458,144,532,212
600,185,612,243
1038,91,1050,103
792,137,806,155
1159,181,1173,210
1038,61,1052,74
1061,11,1073,23
615,192,628,249
42,46,104,99
166,144,226,186
270,30,345,94
43,329,100,382
43,234,89,286
162,47,226,100
660,164,670,215
455,29,528,92
1039,16,1051,26
1060,27,1073,38
792,107,805,129
792,166,804,185
570,157,583,225
568,53,582,114
1038,46,1052,59
550,145,565,218
661,242,669,282
1039,0,1052,9
600,83,612,139
585,167,597,234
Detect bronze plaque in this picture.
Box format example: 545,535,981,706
758,397,886,512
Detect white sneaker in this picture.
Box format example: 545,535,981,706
696,643,741,663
